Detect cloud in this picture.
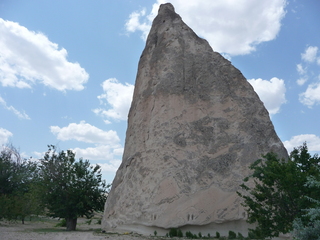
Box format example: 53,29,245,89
301,46,318,63
248,77,286,115
296,64,306,75
299,81,320,107
93,78,134,122
0,18,89,91
32,146,122,182
283,134,320,153
50,121,124,180
297,78,307,86
97,160,122,183
297,46,320,107
50,121,120,145
72,145,123,162
125,0,287,56
0,95,30,119
125,9,153,40
0,127,12,146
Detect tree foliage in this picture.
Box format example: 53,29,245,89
0,145,42,223
238,143,320,238
293,173,320,240
38,145,109,230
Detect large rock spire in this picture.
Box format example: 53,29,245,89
102,3,288,236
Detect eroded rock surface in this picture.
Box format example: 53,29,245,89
102,3,288,235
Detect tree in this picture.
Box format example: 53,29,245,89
238,143,320,238
39,145,109,231
293,172,320,240
0,145,42,223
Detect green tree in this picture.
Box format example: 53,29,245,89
0,145,42,223
293,172,320,240
39,145,109,231
237,143,320,238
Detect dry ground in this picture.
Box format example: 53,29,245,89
0,216,160,240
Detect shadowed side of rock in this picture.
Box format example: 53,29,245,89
102,3,288,236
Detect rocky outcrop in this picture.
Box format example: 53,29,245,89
102,3,288,236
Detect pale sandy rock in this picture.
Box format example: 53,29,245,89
102,3,288,236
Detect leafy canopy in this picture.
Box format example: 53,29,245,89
0,145,41,222
238,143,320,238
293,169,320,240
39,145,109,230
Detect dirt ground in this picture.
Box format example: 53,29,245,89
0,217,157,240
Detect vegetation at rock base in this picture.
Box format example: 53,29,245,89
0,144,110,231
228,231,236,239
238,143,320,239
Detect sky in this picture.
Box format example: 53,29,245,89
0,0,320,183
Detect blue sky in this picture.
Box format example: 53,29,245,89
0,0,319,183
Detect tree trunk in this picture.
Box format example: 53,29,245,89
66,218,77,231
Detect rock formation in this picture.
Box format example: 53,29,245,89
102,3,288,236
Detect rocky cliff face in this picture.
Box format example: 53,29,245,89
102,3,288,236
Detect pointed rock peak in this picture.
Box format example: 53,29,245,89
159,3,175,13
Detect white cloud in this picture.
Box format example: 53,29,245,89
0,127,12,146
93,78,134,122
297,78,307,86
0,95,30,119
72,145,123,161
296,63,306,75
299,81,320,107
301,46,318,63
50,121,124,179
125,9,151,40
0,18,89,91
125,0,287,56
98,160,122,183
33,147,123,182
50,121,120,145
283,134,320,153
248,77,286,115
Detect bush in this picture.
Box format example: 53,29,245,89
177,229,183,237
169,228,178,237
154,230,157,236
186,231,193,238
215,232,220,238
55,218,66,227
228,231,236,239
237,232,244,239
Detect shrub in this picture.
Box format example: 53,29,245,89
228,231,236,239
215,232,220,238
237,232,244,239
154,230,157,236
169,228,178,237
55,218,66,227
186,231,193,238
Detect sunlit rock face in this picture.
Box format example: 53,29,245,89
102,3,288,236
